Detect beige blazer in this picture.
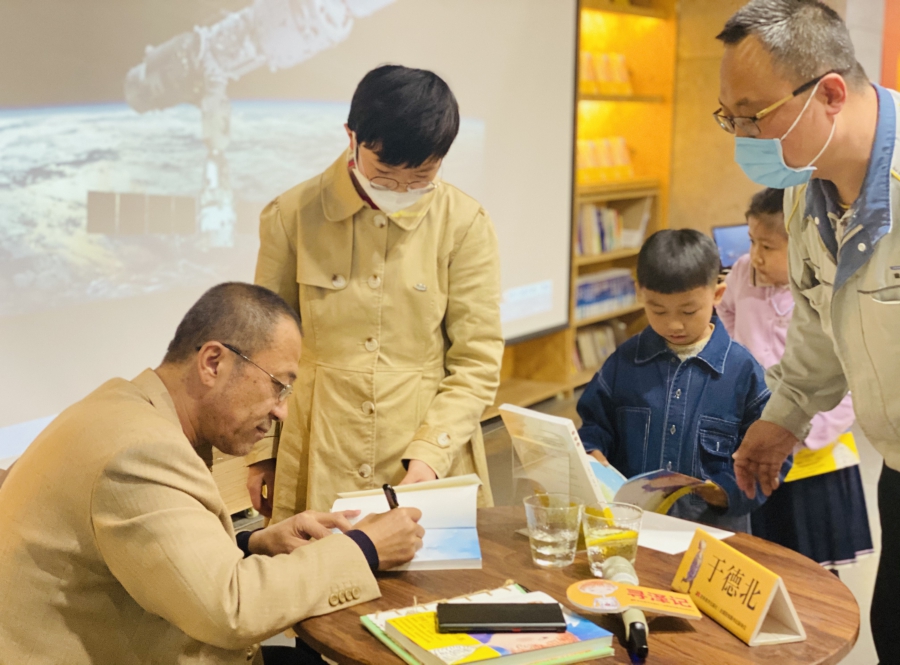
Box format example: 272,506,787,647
0,369,379,665
250,150,504,520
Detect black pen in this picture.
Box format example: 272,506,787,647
383,483,399,510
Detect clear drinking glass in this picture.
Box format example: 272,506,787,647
582,503,643,577
523,494,585,568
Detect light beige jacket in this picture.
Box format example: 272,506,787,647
0,370,379,665
250,150,503,520
764,85,900,472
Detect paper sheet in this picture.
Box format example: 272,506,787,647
638,511,733,555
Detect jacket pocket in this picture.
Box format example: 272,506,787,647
616,407,651,472
696,417,739,481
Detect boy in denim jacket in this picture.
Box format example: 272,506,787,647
578,230,789,531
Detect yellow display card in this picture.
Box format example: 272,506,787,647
567,579,702,620
785,432,860,482
672,529,806,647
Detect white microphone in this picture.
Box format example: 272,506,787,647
601,556,649,660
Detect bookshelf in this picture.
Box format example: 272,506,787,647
481,0,677,420
568,0,677,389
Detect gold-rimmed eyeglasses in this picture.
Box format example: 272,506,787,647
221,343,293,402
712,71,836,137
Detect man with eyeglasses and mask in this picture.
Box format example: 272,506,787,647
245,65,503,524
714,1,900,660
0,282,424,665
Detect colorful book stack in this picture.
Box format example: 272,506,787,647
575,137,634,185
579,51,633,96
367,586,614,665
575,270,636,322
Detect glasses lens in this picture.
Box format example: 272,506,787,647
279,384,293,402
733,117,761,138
714,112,735,134
370,177,397,191
408,181,436,192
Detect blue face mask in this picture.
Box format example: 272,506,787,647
734,81,835,188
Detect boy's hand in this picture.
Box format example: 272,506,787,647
587,450,610,466
693,483,728,508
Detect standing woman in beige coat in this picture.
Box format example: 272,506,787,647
246,65,504,522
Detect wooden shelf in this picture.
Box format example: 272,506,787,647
579,93,665,103
481,378,568,422
574,247,640,266
576,179,660,201
575,301,643,327
581,0,669,18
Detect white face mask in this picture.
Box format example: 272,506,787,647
350,136,437,215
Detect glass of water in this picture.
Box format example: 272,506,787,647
582,503,643,577
523,494,584,568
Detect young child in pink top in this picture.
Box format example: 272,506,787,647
718,188,873,569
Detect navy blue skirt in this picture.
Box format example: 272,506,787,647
750,465,874,567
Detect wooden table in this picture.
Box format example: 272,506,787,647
296,507,859,664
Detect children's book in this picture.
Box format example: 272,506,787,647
330,474,481,571
588,461,715,514
501,404,715,515
378,589,614,665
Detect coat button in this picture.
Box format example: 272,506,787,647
358,464,373,478
374,214,387,228
339,590,347,603
368,275,382,289
329,593,339,606
675,389,681,399
437,433,451,447
858,242,866,252
332,274,347,289
814,216,820,226
670,425,676,435
352,586,361,599
362,401,376,415
246,646,256,660
365,337,379,352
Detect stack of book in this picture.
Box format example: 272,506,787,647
575,270,636,322
579,51,633,96
362,584,614,665
575,137,634,185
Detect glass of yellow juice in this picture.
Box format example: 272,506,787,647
582,503,643,577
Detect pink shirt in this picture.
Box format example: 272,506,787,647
718,254,855,450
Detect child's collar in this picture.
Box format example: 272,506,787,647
634,317,731,375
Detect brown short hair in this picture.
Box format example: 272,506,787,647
163,283,300,364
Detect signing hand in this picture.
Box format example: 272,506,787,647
353,507,425,570
398,459,438,485
247,458,276,518
732,420,798,499
248,510,360,556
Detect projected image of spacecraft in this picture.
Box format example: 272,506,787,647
113,0,395,247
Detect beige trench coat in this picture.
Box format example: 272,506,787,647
250,151,503,520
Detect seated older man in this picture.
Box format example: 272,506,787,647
0,282,423,665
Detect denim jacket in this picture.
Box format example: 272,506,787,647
577,318,788,531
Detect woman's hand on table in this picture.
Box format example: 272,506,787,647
398,459,438,485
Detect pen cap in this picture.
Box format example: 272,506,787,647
601,556,639,586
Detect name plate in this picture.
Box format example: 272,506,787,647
671,529,806,647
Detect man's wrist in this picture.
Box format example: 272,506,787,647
237,528,265,558
346,530,379,571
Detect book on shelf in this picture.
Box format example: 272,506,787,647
575,137,634,185
576,204,624,256
579,50,633,97
331,474,482,571
575,269,636,321
374,586,614,665
574,323,619,375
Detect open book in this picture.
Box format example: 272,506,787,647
331,474,481,571
589,462,714,514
